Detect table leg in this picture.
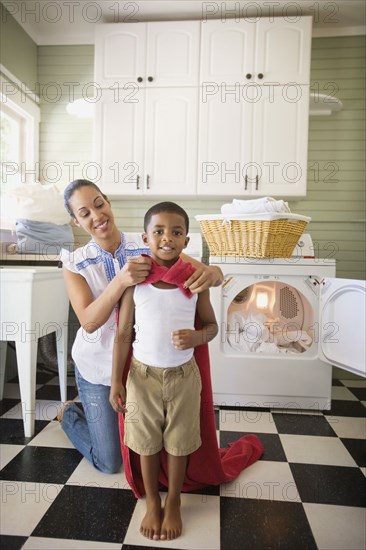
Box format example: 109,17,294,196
15,340,38,438
56,328,68,403
0,341,8,401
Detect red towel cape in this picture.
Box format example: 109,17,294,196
118,257,264,497
139,254,196,298
119,339,264,498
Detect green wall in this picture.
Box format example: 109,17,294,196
32,35,366,280
37,44,94,184
0,4,364,279
0,3,37,87
2,23,364,379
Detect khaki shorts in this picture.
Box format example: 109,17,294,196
124,356,202,456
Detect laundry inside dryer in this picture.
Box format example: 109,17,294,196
227,282,314,354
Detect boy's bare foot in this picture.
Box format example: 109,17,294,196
160,496,182,540
140,496,162,540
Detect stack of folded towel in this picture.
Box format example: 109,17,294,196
221,197,290,216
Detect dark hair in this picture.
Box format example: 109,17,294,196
144,201,189,233
63,179,109,218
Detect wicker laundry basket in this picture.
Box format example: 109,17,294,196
195,213,311,258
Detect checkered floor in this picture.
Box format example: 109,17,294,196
1,370,365,550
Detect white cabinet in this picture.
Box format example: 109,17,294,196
95,21,200,87
201,17,312,85
252,85,309,196
198,85,253,196
94,88,198,196
198,84,309,197
94,88,144,195
144,88,198,195
200,21,255,85
94,17,312,197
255,18,312,84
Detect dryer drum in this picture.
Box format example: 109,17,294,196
227,282,311,354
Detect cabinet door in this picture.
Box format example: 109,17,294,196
94,88,144,195
252,85,309,197
94,23,146,87
197,86,253,195
200,19,255,85
255,17,312,84
147,21,200,86
144,88,198,195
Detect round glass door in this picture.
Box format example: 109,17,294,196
227,281,314,355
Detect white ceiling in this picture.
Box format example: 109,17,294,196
2,0,366,44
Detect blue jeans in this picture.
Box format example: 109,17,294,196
61,367,122,473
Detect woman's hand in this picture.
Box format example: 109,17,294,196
118,255,151,286
110,383,127,414
184,264,223,293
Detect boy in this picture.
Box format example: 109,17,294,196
110,202,218,541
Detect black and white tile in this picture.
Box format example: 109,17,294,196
1,372,365,550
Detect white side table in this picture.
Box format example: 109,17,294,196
0,267,69,437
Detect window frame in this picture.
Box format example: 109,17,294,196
0,71,40,186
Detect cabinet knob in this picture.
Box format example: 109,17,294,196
136,175,140,190
147,76,154,82
258,73,264,79
146,174,150,189
137,77,143,83
246,73,252,79
244,175,248,190
255,175,259,190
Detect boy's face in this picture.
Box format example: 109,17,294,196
143,212,189,266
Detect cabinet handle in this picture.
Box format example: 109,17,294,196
246,73,252,79
136,175,140,190
147,76,154,82
244,175,248,190
146,174,150,189
255,175,259,190
137,77,143,83
257,73,264,79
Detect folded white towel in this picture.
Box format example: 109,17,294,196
221,197,291,216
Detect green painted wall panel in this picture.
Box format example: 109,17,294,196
0,4,37,87
38,35,366,280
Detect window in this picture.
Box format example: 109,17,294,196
0,74,40,189
1,103,26,178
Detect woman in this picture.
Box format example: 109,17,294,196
59,179,223,473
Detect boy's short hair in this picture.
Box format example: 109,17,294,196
144,202,189,233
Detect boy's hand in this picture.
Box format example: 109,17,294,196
110,383,127,413
171,329,197,350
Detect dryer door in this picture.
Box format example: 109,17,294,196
319,278,366,376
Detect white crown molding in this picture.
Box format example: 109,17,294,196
2,0,365,45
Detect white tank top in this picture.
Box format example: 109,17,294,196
132,284,198,368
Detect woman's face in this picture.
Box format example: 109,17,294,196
69,185,116,240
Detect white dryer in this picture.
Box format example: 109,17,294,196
208,255,365,410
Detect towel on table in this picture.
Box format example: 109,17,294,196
139,254,196,298
221,197,290,216
118,259,264,498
